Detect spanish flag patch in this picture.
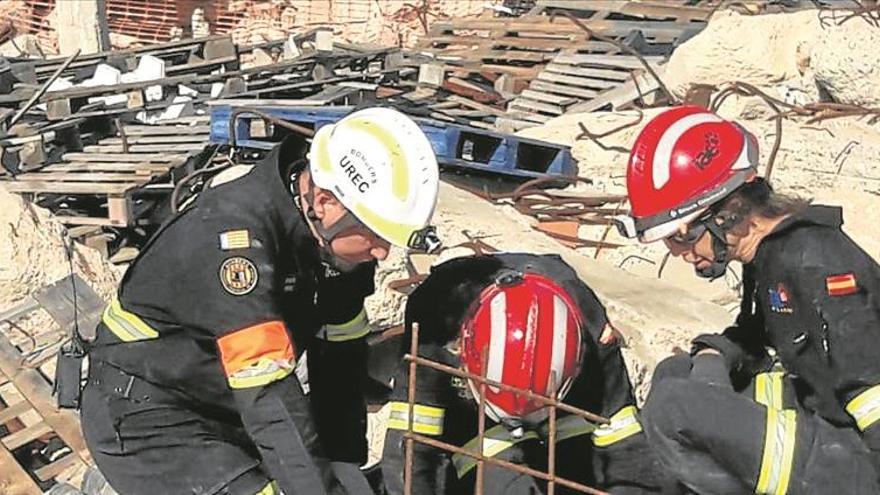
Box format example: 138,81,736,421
826,273,858,296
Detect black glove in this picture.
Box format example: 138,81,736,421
690,333,748,373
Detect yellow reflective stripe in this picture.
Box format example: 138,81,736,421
846,384,880,431
314,128,333,173
592,405,643,447
352,203,420,249
756,408,797,495
452,424,537,478
387,402,445,436
102,297,159,342
316,308,371,342
227,357,294,389
755,372,785,410
451,415,594,478
345,117,409,201
254,481,279,495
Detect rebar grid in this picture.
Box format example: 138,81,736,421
402,323,610,495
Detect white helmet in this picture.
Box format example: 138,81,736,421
309,107,441,251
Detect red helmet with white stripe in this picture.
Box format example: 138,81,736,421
459,270,584,424
617,106,759,243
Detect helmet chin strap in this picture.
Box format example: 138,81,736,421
696,213,740,280
302,184,364,272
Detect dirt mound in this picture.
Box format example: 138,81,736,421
0,188,120,345
664,9,821,103
812,15,880,107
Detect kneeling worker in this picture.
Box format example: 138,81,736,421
78,107,441,494
617,105,880,493
382,253,668,494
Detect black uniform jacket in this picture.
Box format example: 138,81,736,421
693,205,880,466
89,138,375,494
382,253,666,494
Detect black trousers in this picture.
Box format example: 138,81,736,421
642,355,880,494
81,363,272,495
308,338,369,465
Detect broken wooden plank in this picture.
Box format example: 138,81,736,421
553,53,665,70
2,421,53,450
0,401,32,425
530,80,599,99
520,89,578,106
101,135,210,145
34,453,81,482
0,181,139,195
12,172,158,183
0,443,41,495
535,0,713,23
42,163,168,173
543,62,631,81
82,143,207,153
567,64,666,113
510,99,565,116
537,71,619,89
0,334,91,463
431,18,699,41
122,125,211,135
62,152,186,163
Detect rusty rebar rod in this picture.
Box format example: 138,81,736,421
404,432,608,495
549,10,677,105
475,348,489,495
228,107,316,148
404,354,609,425
547,374,558,495
9,49,81,127
403,322,420,495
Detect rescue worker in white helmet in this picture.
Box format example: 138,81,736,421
617,105,880,493
78,107,441,495
381,253,670,494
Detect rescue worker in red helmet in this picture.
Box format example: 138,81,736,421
78,107,441,495
617,105,880,493
381,253,669,494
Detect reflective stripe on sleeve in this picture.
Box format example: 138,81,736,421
755,371,785,410
316,308,371,342
386,401,445,436
217,321,296,389
451,415,595,478
102,297,159,342
756,407,797,495
846,384,880,432
254,481,279,495
592,405,643,447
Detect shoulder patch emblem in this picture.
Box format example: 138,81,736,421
219,229,251,250
826,273,858,296
220,257,259,295
768,283,793,314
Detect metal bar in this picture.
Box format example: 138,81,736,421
475,349,488,495
116,118,130,154
403,322,420,495
404,354,609,425
9,49,81,127
547,374,558,495
228,107,316,150
405,432,608,495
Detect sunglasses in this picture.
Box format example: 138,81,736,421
666,210,717,245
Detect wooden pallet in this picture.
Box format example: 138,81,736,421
0,336,91,495
506,51,665,121
0,121,211,227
